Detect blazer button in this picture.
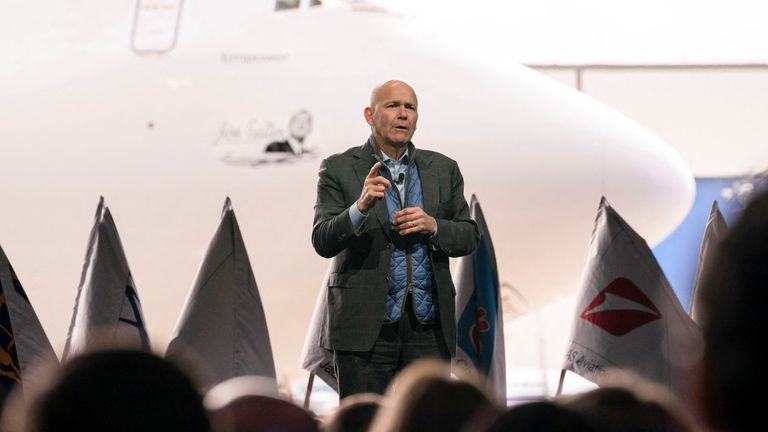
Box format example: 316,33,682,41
386,242,392,249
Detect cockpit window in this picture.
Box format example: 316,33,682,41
275,0,300,10
310,0,322,6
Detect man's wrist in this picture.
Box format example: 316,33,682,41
355,200,369,215
428,218,439,251
349,202,369,234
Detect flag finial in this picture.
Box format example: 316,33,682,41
95,196,107,220
222,197,233,217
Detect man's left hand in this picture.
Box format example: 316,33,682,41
394,207,437,236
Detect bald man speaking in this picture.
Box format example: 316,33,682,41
311,80,479,398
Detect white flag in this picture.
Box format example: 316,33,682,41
299,268,338,392
563,197,702,399
63,197,150,360
0,244,58,399
689,201,728,323
166,198,276,390
454,195,506,404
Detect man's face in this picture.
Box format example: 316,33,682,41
365,82,418,149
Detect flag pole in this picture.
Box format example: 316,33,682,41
303,372,316,410
555,369,566,397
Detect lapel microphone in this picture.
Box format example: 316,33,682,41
393,172,405,185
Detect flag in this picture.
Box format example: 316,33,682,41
454,194,506,404
563,197,702,399
166,198,276,390
299,268,338,392
689,201,727,323
0,244,58,402
63,197,150,360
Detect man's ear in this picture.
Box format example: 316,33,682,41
363,106,374,126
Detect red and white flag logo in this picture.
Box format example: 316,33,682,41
563,198,703,402
580,277,662,336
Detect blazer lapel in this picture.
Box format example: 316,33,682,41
416,152,439,217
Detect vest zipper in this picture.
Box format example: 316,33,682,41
384,146,418,322
402,163,414,314
391,160,413,318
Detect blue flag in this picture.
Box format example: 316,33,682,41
0,278,23,398
454,195,506,403
0,244,58,404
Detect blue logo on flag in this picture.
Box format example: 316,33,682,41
118,276,150,350
456,233,498,375
0,279,22,395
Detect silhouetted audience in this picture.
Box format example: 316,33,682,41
204,375,281,406
560,385,694,432
205,374,318,432
322,392,382,432
484,401,597,432
368,359,501,432
695,189,768,431
208,394,319,432
26,349,210,432
8,192,768,432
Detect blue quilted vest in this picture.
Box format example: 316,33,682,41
381,158,436,323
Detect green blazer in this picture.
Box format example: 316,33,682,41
312,140,479,355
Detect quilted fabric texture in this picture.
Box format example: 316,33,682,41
382,161,436,323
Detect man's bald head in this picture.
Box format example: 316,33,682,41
369,80,418,112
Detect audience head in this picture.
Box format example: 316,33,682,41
208,394,319,432
696,189,768,431
204,375,280,404
558,374,695,432
26,348,210,432
205,376,318,432
485,401,597,432
368,359,500,432
322,392,382,432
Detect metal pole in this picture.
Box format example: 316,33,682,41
555,369,566,397
303,372,316,410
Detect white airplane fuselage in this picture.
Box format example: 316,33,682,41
0,0,693,380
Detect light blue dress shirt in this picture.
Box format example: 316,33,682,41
349,149,409,230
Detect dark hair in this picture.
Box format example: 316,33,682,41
30,349,210,432
562,386,693,432
323,393,382,432
697,189,768,431
485,401,596,432
369,360,500,432
210,394,319,432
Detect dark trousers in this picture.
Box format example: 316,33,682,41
334,294,451,399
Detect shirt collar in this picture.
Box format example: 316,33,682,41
368,136,410,165
381,149,409,166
